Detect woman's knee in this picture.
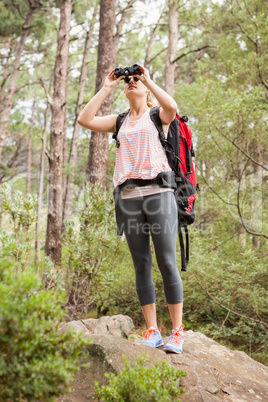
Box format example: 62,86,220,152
133,253,152,275
158,258,181,282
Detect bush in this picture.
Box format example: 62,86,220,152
183,230,268,363
94,354,186,401
0,183,37,267
62,183,123,316
0,259,90,401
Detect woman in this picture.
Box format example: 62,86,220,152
78,65,185,353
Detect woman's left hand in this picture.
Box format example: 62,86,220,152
135,65,151,86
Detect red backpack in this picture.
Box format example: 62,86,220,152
113,106,199,271
149,107,199,271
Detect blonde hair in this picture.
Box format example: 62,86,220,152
147,91,157,108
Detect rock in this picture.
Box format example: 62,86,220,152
58,320,89,336
81,314,134,338
57,316,268,402
169,330,268,401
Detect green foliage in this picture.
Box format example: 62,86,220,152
0,0,56,44
0,229,32,266
0,1,24,37
39,255,65,291
175,0,268,242
0,259,90,401
62,183,123,315
183,230,268,364
94,354,186,402
72,0,98,25
0,183,37,234
0,183,37,266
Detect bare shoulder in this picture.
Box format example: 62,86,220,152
78,114,117,133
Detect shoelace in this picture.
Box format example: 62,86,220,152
171,324,185,344
141,328,161,340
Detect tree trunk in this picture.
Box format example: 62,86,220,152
26,100,35,194
87,0,116,188
35,104,50,264
0,0,42,164
62,58,69,220
45,0,72,265
63,4,98,221
165,0,178,97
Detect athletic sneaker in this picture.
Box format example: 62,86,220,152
164,324,185,353
139,327,164,348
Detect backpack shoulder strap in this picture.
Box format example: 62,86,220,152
112,111,129,147
149,106,163,135
116,112,129,133
149,106,173,150
150,107,182,171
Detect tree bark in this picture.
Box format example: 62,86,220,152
63,4,98,221
45,0,72,265
87,0,116,188
165,0,178,97
0,0,42,164
35,103,50,263
62,56,69,218
26,100,35,194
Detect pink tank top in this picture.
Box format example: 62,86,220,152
113,109,172,191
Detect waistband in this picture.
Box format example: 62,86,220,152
118,171,178,190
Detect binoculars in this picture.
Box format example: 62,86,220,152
114,64,142,79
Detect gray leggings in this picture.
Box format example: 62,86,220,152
121,191,183,306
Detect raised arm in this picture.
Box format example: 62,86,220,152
78,70,124,133
136,65,177,125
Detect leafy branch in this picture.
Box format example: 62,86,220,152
214,125,268,172
193,273,268,328
172,45,216,63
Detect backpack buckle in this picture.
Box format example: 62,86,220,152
112,133,120,148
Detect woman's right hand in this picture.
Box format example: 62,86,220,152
103,69,125,90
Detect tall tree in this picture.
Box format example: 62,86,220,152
0,0,42,164
45,0,72,264
35,102,50,263
87,0,116,188
165,0,178,96
26,100,35,194
62,54,70,218
63,3,98,221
